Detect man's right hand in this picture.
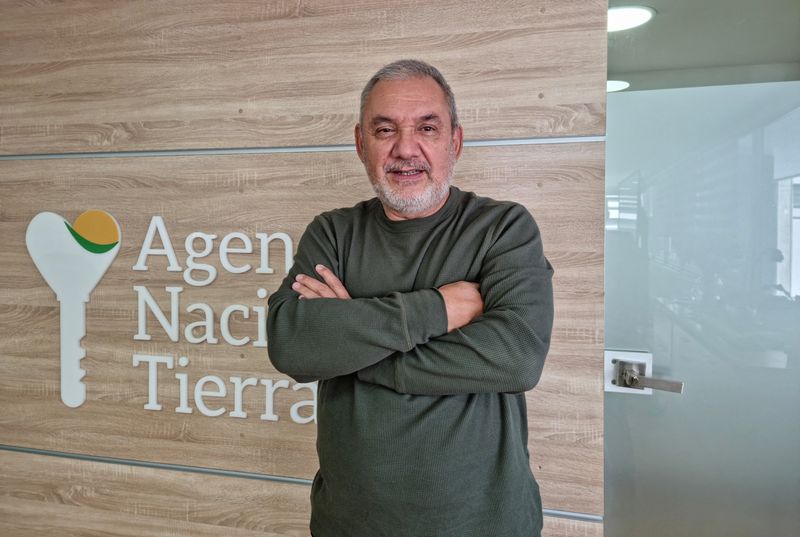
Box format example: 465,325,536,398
438,281,484,333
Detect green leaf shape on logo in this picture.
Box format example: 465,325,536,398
65,222,118,254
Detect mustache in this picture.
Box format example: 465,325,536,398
384,160,431,173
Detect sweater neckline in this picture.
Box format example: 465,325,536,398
371,186,462,233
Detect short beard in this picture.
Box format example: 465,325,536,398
371,174,451,215
368,145,457,217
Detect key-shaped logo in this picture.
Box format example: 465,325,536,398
26,210,121,408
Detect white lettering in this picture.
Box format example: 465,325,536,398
219,232,253,274
133,353,316,422
134,286,183,341
175,356,192,414
229,376,259,418
259,379,290,421
255,232,294,274
184,232,218,286
133,216,182,272
220,304,250,346
290,382,318,424
184,302,219,344
134,287,267,346
252,293,267,348
132,218,294,279
194,375,226,417
132,353,173,410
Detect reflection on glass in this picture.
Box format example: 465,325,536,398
605,82,800,536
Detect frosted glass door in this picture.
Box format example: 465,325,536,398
604,81,800,536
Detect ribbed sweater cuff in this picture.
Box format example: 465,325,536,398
399,288,448,349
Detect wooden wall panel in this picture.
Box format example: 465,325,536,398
2,0,608,534
0,450,311,537
0,0,606,155
0,142,604,516
544,518,604,537
0,450,600,536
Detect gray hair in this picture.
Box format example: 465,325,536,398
359,59,459,130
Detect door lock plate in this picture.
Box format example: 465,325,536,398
604,350,685,394
605,350,653,394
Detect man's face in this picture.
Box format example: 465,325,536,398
355,76,463,220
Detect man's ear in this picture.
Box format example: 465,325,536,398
355,123,366,163
452,125,464,160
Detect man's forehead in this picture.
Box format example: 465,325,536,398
369,113,444,126
364,77,450,120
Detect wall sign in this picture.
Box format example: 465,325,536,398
26,210,121,408
25,211,317,424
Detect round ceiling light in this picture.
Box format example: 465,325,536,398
607,80,631,92
608,6,656,32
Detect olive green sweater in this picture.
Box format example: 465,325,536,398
267,186,554,537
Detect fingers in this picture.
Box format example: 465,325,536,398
292,274,335,298
291,265,351,300
314,265,351,299
292,277,323,299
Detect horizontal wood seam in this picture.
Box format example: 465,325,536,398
0,136,605,161
0,443,603,523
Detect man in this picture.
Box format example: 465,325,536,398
267,59,554,537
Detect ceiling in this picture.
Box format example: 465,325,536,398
608,0,800,91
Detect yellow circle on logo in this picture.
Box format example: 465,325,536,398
72,210,119,245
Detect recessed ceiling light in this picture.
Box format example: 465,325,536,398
607,80,631,92
608,6,655,32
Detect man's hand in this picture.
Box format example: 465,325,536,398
438,281,484,332
292,264,351,299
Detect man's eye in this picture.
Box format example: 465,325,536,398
420,125,437,133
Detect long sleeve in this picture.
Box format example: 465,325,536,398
266,214,448,382
296,190,546,537
357,205,554,395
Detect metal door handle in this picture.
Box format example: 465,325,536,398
613,359,684,394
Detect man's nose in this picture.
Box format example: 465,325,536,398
391,128,421,160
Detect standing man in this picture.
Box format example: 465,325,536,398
267,59,554,537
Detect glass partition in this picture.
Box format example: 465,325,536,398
605,80,800,536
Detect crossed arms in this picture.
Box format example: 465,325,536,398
292,266,484,334
266,204,554,395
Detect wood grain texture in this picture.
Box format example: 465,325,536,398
0,0,606,155
543,518,603,537
0,450,600,536
0,450,312,537
0,142,604,515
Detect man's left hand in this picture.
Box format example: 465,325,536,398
292,264,351,299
